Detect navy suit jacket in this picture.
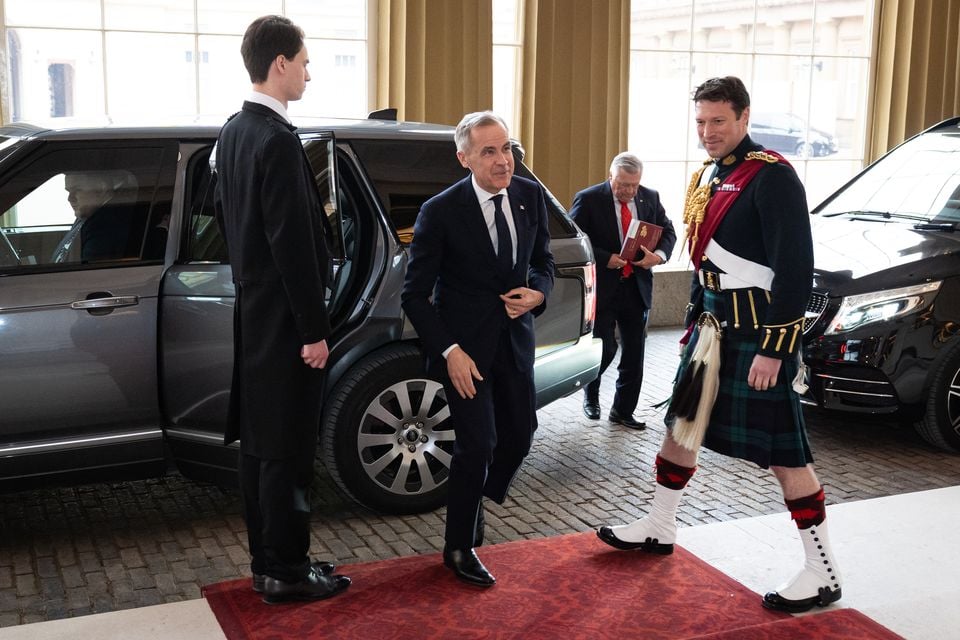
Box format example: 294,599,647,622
401,175,554,375
570,181,676,309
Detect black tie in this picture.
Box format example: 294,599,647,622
491,194,512,272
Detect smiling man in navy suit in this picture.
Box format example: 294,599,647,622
401,111,554,587
571,153,676,429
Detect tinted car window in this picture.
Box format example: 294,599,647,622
0,145,172,271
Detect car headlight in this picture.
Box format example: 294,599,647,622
825,281,941,335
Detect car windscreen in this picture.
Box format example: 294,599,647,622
817,131,960,223
0,137,25,164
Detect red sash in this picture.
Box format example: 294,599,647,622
689,150,790,269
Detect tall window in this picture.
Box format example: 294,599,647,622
3,0,370,125
492,0,523,133
628,0,875,230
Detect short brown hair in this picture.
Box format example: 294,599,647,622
240,15,305,84
692,76,751,118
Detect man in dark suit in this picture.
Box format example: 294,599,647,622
570,153,677,429
213,15,350,604
401,111,554,587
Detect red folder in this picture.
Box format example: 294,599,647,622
619,219,663,262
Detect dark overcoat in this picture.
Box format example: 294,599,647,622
214,101,332,459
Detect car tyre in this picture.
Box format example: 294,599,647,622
321,344,454,514
915,345,960,452
795,141,813,158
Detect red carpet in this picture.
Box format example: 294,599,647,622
203,531,902,639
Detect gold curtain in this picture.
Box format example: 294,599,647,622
519,0,629,207
377,0,493,126
869,0,960,160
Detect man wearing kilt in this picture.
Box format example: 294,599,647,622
597,76,843,613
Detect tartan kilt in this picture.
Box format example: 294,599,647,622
666,289,813,469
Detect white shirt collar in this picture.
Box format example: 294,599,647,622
471,174,508,204
247,91,291,124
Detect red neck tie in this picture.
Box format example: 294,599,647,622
620,200,633,277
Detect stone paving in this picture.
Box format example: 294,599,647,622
3,327,960,627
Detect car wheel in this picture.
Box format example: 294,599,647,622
795,141,813,158
321,344,454,514
914,346,960,452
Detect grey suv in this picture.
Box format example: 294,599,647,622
0,116,601,514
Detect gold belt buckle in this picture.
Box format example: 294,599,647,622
702,270,721,292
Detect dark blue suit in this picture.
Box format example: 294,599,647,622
401,175,554,549
570,181,676,417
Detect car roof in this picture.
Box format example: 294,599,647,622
0,115,456,143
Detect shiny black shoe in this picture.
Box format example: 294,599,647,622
583,399,601,420
253,560,336,593
762,586,842,613
608,409,646,430
596,526,673,554
443,548,496,587
261,566,351,604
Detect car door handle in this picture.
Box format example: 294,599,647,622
71,296,140,310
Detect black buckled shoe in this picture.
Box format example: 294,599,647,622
596,526,673,554
583,399,601,420
762,586,842,613
261,566,351,604
253,560,336,593
443,548,496,587
609,409,646,430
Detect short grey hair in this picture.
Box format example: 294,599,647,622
455,111,509,153
610,152,643,176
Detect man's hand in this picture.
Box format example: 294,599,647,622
606,253,628,270
447,347,483,399
500,287,545,319
301,339,329,369
748,353,782,391
633,246,663,270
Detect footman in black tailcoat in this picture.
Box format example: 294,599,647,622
597,76,843,613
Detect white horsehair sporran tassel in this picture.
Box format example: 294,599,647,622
671,312,722,452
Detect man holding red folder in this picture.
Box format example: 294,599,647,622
570,153,677,428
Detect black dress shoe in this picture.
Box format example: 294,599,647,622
253,560,336,593
762,587,842,613
583,400,601,420
608,409,646,430
261,566,351,604
443,548,495,587
596,526,673,554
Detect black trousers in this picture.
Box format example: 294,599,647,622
585,278,649,417
442,327,537,550
239,445,315,582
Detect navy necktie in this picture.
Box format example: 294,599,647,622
491,194,513,272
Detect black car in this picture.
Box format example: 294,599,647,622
751,112,839,158
802,116,960,452
0,116,602,513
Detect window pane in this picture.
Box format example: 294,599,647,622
812,56,868,160
628,51,693,161
756,0,814,55
4,0,101,29
105,32,197,117
197,0,284,35
104,0,195,32
632,1,691,51
198,35,250,115
6,28,106,123
493,0,523,45
493,46,521,134
285,0,366,40
289,39,367,119
816,0,873,57
637,161,690,243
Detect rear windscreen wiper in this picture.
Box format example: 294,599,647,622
913,221,958,231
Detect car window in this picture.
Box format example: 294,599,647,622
181,146,227,264
0,145,174,272
817,131,960,222
350,138,576,243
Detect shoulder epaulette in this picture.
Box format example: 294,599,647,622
745,151,779,163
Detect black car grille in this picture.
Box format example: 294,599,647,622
803,291,829,333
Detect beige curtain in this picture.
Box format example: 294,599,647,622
377,0,493,126
519,0,629,207
869,0,960,160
